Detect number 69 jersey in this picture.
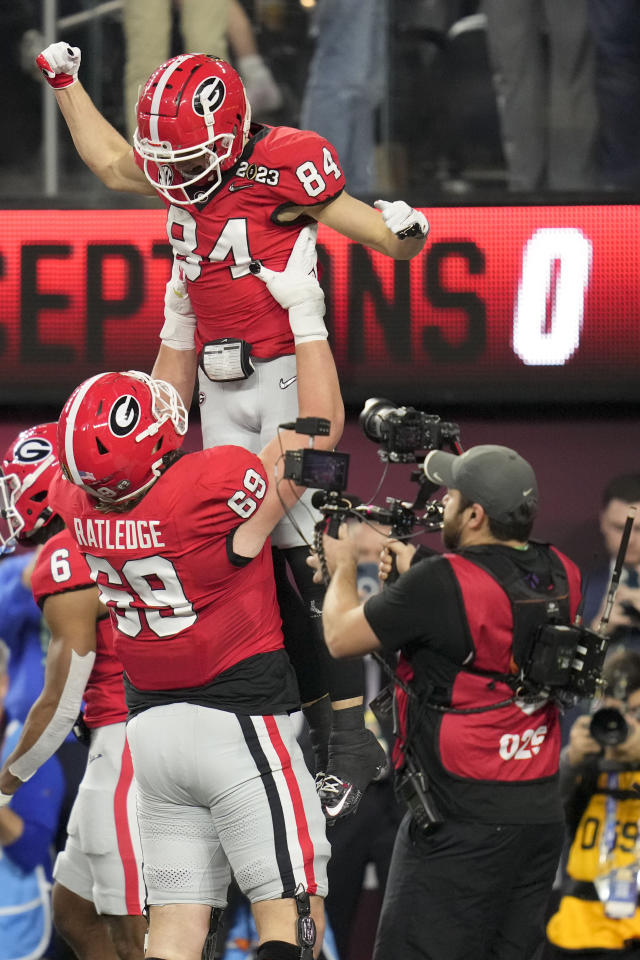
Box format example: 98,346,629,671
160,124,346,359
50,446,290,709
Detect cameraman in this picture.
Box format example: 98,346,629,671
547,650,640,959
308,444,583,960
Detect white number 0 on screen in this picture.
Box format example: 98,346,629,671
513,228,592,366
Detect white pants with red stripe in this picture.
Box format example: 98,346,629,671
54,722,145,916
126,703,330,907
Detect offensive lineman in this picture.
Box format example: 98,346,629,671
34,42,429,817
0,424,145,960
41,248,341,960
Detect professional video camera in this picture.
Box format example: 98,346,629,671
514,620,608,708
514,508,639,709
359,397,462,464
281,399,462,543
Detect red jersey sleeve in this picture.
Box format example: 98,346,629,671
264,126,346,207
178,446,269,538
31,528,94,606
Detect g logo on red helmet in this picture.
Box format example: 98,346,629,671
193,77,226,117
109,396,141,437
12,437,53,464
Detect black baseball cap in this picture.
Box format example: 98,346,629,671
424,445,538,525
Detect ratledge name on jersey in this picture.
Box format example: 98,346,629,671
72,517,165,551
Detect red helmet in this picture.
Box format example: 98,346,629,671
134,53,251,205
0,422,59,552
57,371,188,503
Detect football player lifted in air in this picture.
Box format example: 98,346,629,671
35,43,429,817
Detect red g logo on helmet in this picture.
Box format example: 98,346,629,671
109,395,141,437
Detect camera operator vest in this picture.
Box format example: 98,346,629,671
393,545,582,791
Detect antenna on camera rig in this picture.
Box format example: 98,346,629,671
598,505,637,634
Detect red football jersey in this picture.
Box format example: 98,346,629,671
49,446,283,692
140,124,345,358
31,529,127,728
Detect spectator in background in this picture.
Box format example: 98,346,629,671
123,0,281,137
587,0,640,190
0,638,65,960
546,649,640,957
123,0,230,137
582,473,640,655
228,0,282,116
483,0,598,191
300,0,387,195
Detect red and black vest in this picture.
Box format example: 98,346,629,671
393,544,582,821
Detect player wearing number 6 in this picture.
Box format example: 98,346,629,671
0,423,147,960
37,255,341,960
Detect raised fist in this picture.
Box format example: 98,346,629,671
36,41,81,89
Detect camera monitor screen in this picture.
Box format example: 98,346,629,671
300,449,350,492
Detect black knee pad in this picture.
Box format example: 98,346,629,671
256,941,301,960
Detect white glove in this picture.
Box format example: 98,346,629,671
36,41,81,89
160,261,197,351
374,199,429,240
0,790,12,808
250,224,327,345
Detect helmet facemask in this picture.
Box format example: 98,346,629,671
129,371,189,444
134,130,238,205
0,472,24,555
